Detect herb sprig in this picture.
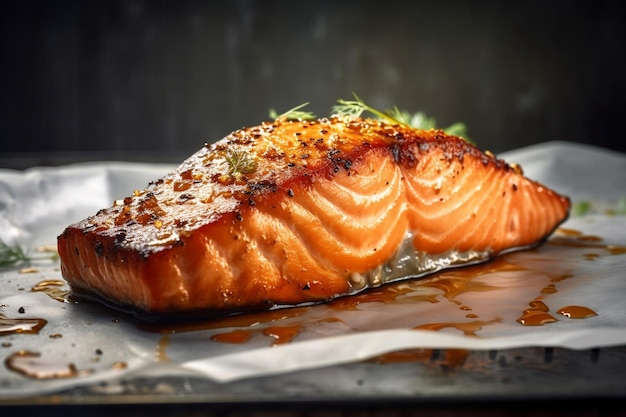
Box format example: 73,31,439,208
0,239,58,267
333,94,404,126
572,197,626,217
0,240,30,267
332,93,473,143
269,102,317,121
225,148,257,177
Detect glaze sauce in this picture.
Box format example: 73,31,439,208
4,350,92,380
0,314,47,336
31,280,72,303
368,348,469,367
557,305,597,319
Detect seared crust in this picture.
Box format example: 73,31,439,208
60,118,508,254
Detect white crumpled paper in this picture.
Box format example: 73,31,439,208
0,141,625,397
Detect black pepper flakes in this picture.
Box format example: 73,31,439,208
177,193,195,203
114,232,127,244
18,307,25,314
94,241,104,256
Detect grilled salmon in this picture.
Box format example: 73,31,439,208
57,117,570,317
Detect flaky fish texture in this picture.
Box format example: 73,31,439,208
58,117,570,317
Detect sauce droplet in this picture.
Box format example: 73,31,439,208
528,300,550,312
540,284,557,294
111,361,128,371
0,315,47,335
31,280,72,303
556,305,597,319
262,325,301,345
4,351,92,380
517,310,558,326
368,348,432,364
156,333,170,362
143,306,311,334
211,329,252,344
415,319,500,337
608,245,626,255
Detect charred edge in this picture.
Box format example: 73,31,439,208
327,149,353,173
248,180,279,195
177,193,195,204
263,147,286,161
94,241,104,257
389,142,418,167
114,232,127,246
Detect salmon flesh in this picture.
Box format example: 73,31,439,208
57,117,571,317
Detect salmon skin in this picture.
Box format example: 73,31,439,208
57,117,570,318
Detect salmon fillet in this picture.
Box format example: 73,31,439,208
57,117,570,317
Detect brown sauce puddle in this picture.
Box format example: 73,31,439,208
512,227,620,326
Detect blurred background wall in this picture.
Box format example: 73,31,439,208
1,0,625,166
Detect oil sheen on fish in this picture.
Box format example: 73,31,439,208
57,117,571,317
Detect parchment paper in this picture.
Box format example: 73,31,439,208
1,141,625,397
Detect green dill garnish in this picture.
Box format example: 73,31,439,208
332,94,403,125
0,240,58,267
572,201,592,217
0,240,30,267
225,148,257,177
269,102,316,121
332,93,473,143
571,198,626,217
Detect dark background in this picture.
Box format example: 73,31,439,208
1,0,625,166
